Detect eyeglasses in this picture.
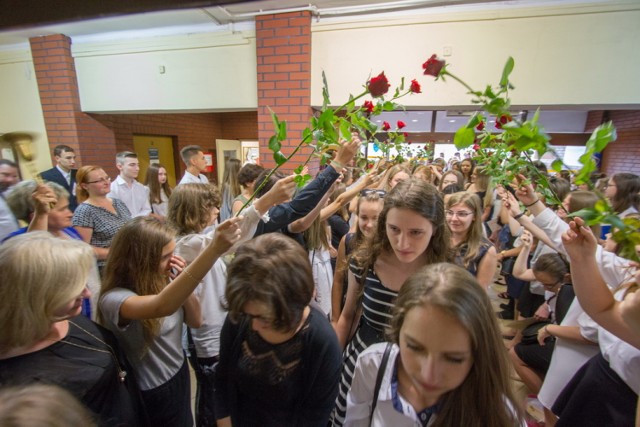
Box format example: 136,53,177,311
86,177,111,184
360,189,386,198
244,312,273,325
445,210,474,218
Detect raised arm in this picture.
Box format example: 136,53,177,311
118,217,242,322
562,217,640,350
27,184,57,232
513,231,536,282
320,173,377,222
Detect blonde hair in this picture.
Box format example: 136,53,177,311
0,232,94,350
446,192,486,269
0,384,96,427
388,263,521,427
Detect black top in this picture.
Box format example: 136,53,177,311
214,307,342,426
40,167,78,212
253,165,341,238
328,214,350,249
0,315,140,427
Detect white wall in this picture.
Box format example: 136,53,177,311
74,31,258,113
311,2,640,108
0,50,52,176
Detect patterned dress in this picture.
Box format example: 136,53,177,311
331,261,398,426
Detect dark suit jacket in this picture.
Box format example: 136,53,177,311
39,167,78,212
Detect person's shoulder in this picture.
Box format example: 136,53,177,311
39,167,58,178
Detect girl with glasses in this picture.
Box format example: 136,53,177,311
445,192,497,290
72,165,131,274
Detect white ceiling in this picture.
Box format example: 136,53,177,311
0,0,583,47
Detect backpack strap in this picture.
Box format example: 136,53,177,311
369,342,393,425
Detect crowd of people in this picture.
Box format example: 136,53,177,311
0,140,639,427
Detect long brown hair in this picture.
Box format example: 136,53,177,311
99,217,176,348
144,163,172,205
388,263,522,427
353,179,450,280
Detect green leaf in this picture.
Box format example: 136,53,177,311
321,71,331,109
268,135,281,153
339,118,351,140
454,127,475,150
500,57,515,88
466,113,481,129
594,199,608,213
567,208,603,223
273,151,287,166
270,109,279,133
302,127,312,143
551,159,563,172
278,120,287,141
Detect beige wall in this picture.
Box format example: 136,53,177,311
0,50,52,177
311,2,640,108
74,31,258,113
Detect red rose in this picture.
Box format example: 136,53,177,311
363,100,374,113
397,120,406,129
495,120,502,129
367,163,374,169
499,114,512,124
367,72,390,97
473,143,480,151
403,132,409,138
476,121,485,131
409,79,421,94
382,121,391,131
422,54,445,77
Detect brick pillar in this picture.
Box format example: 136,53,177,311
256,12,315,173
30,34,117,173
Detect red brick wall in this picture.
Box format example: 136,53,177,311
30,34,116,169
256,12,316,173
89,113,218,179
586,110,640,175
220,111,258,140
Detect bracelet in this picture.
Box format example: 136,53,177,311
181,268,199,284
513,212,525,220
330,160,345,170
523,199,539,208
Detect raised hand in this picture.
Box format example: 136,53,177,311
211,216,243,253
561,217,598,261
31,184,57,214
334,132,362,166
169,255,187,280
514,174,538,206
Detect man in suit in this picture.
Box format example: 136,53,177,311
39,145,78,211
